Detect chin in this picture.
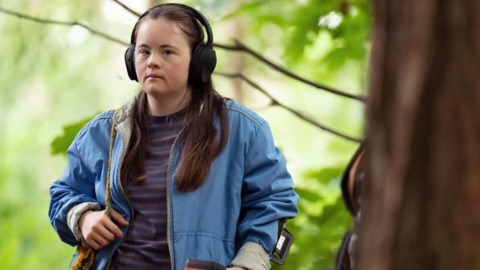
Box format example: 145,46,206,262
143,86,167,95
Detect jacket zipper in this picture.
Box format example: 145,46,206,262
106,126,134,270
166,128,185,270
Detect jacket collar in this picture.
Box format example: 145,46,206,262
113,97,136,125
112,97,136,148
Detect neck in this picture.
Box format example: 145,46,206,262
145,90,191,116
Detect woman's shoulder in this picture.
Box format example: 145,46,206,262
82,110,115,129
76,110,115,140
223,99,266,128
81,96,136,133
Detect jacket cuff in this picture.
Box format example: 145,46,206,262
66,202,100,247
230,242,271,270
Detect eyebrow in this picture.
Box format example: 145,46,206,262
137,43,179,50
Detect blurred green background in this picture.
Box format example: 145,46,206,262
0,0,370,269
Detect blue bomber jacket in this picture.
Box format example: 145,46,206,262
49,98,299,270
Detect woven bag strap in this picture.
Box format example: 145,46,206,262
70,110,119,270
105,110,118,219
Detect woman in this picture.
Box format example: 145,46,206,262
49,4,298,270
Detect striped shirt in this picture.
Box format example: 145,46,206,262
112,112,184,270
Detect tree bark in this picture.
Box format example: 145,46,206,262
358,0,480,269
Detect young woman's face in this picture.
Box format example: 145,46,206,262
135,18,192,100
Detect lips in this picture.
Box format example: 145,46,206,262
146,73,164,80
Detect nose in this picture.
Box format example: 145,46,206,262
147,53,160,69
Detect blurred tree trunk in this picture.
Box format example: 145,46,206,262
358,0,480,270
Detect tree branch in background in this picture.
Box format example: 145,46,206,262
214,41,367,103
2,4,365,104
0,6,363,142
109,0,366,103
0,7,129,46
215,72,363,142
112,0,141,17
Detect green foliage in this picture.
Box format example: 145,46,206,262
222,0,371,70
0,196,75,268
50,113,99,155
0,0,123,268
272,167,352,270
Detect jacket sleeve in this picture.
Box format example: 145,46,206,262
234,121,299,266
48,127,101,246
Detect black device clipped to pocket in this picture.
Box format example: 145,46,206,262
271,218,294,265
185,259,226,270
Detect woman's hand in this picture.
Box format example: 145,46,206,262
78,209,129,250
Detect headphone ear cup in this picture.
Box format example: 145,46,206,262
189,43,217,85
189,43,203,85
201,49,217,83
125,44,138,82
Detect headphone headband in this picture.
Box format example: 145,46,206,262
129,3,213,47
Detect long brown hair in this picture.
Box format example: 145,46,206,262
120,5,229,192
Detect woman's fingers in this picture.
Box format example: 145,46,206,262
92,233,110,247
88,239,101,250
103,218,124,239
111,209,129,226
94,222,116,241
84,230,105,250
79,209,129,250
85,219,116,249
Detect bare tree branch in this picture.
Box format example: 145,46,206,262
214,41,367,103
215,72,363,142
0,7,129,46
0,6,363,141
109,0,367,103
3,4,365,104
112,0,141,17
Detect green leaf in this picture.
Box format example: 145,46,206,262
303,167,344,184
50,113,100,155
295,187,322,202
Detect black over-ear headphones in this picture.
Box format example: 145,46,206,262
124,3,217,85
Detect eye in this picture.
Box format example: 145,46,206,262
163,50,173,55
138,49,150,56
